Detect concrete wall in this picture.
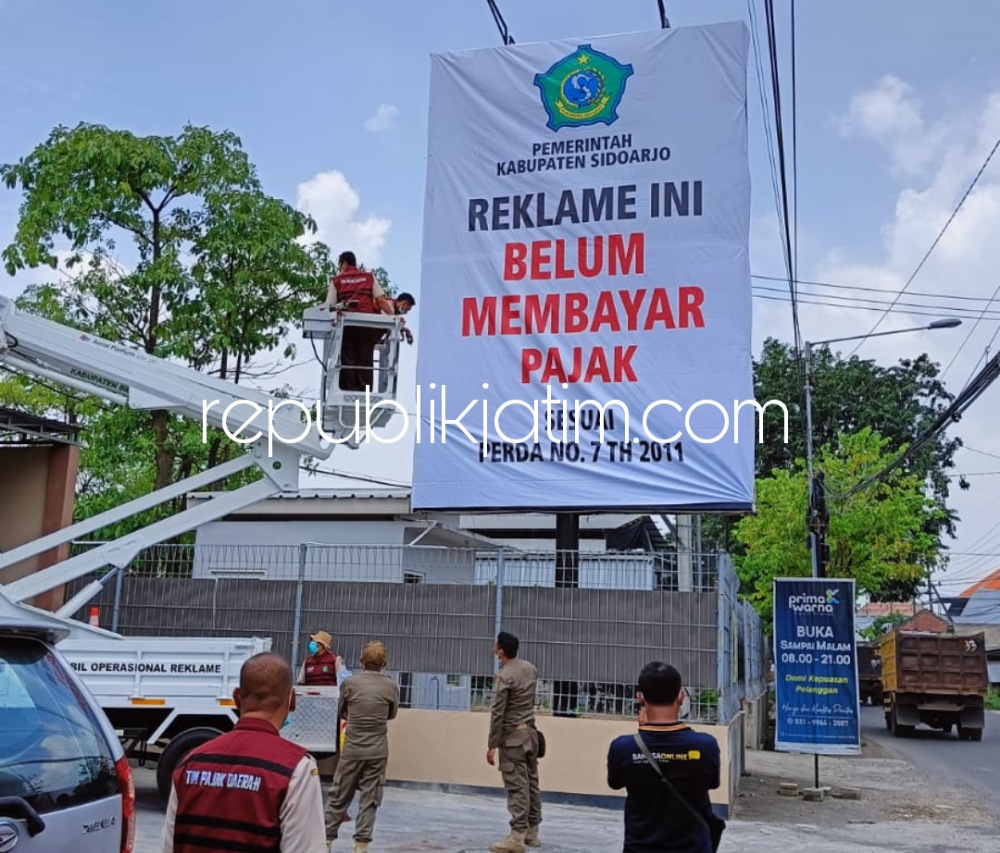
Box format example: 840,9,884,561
0,444,78,609
0,447,49,575
382,709,737,816
741,693,768,752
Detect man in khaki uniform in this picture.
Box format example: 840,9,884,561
324,641,399,853
486,631,542,852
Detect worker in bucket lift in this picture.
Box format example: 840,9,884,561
390,291,416,345
325,250,394,391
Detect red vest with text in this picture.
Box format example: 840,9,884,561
303,649,338,685
332,268,376,313
170,717,306,853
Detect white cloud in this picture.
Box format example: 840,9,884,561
813,77,1000,589
364,103,399,133
295,171,390,266
837,74,947,177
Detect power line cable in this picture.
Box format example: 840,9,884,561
485,0,515,45
752,284,1000,318
657,0,670,28
763,0,801,356
751,273,1000,303
752,292,1000,320
964,445,1000,461
837,350,1000,500
847,135,1000,357
791,0,799,338
941,284,1000,380
747,1,791,311
300,464,410,489
960,321,1000,389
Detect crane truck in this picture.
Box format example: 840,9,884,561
0,293,403,796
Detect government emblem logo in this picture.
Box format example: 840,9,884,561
534,44,633,131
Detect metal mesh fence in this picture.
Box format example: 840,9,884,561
65,541,762,724
741,599,768,702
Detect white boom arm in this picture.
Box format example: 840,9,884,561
0,294,402,608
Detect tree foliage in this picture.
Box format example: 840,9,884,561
733,428,945,625
858,611,908,643
0,122,350,535
753,338,963,537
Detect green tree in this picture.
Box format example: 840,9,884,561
753,338,963,537
1,122,326,493
858,612,908,643
733,428,945,625
0,123,341,534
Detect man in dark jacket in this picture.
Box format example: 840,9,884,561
607,662,721,853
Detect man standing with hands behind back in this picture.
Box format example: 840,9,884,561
486,631,542,853
323,641,399,853
607,662,723,853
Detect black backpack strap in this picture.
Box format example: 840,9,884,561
632,732,710,833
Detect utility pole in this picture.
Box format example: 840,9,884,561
554,512,579,717
807,471,830,578
803,341,829,579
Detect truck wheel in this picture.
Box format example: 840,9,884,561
958,725,983,742
890,706,914,737
156,727,225,800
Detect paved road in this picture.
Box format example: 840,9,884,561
134,760,1000,853
860,704,1000,808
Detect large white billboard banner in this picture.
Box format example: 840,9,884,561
412,22,756,512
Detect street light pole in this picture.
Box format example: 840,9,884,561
804,341,819,578
802,318,962,580
800,317,961,791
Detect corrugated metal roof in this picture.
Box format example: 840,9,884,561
189,488,410,501
952,590,1000,624
960,567,1000,598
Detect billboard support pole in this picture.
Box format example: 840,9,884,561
554,512,580,717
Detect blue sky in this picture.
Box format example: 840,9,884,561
4,1,1000,595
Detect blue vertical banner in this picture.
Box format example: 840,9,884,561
773,578,861,755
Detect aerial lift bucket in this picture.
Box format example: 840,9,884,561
302,304,402,443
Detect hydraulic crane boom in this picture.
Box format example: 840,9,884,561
0,293,402,610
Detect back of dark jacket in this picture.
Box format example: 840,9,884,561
607,722,720,852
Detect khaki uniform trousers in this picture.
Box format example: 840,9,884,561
324,754,388,843
499,727,541,831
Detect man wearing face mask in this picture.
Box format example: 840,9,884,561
298,630,346,686
486,631,542,853
296,631,352,824
161,652,327,853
